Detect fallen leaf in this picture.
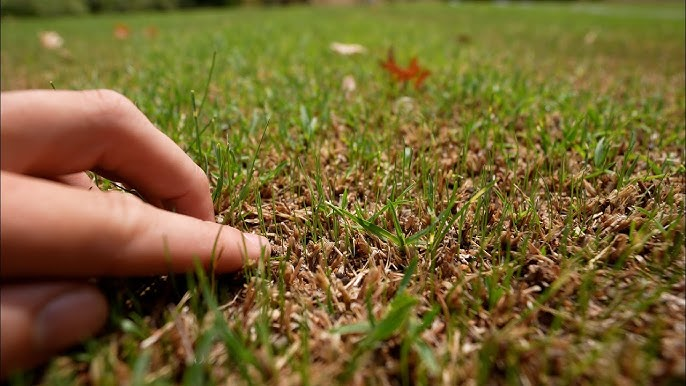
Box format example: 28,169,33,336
392,96,417,115
39,31,64,50
414,68,431,89
379,48,431,89
341,74,357,98
330,42,367,56
584,30,598,45
114,24,131,40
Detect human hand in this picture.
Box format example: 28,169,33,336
0,89,270,377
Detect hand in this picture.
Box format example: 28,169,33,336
0,89,270,377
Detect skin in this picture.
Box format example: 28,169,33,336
0,89,270,378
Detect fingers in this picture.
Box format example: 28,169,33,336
0,282,108,379
1,172,270,278
0,89,213,220
53,172,99,190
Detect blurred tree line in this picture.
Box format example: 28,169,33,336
1,0,582,17
0,0,247,16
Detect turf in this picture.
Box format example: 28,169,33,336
2,1,685,385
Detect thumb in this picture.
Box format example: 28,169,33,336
0,282,108,379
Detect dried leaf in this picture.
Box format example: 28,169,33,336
114,24,131,40
341,74,357,98
330,42,367,56
39,31,64,50
379,48,431,89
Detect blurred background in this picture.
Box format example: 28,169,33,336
0,0,627,17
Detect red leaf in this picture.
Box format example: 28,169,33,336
414,69,430,89
114,23,130,40
380,48,430,89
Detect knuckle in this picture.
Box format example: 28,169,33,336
102,190,149,242
84,89,133,123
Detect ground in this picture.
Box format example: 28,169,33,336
1,2,685,385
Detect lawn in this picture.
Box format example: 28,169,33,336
2,1,685,384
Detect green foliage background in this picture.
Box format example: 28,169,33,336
0,0,584,17
0,0,243,16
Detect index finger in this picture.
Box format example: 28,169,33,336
0,89,214,220
1,172,270,277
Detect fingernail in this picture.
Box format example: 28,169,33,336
35,288,107,352
243,232,271,259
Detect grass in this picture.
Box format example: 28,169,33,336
2,1,685,384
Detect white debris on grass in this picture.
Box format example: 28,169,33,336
39,31,64,50
330,42,367,56
341,74,357,98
